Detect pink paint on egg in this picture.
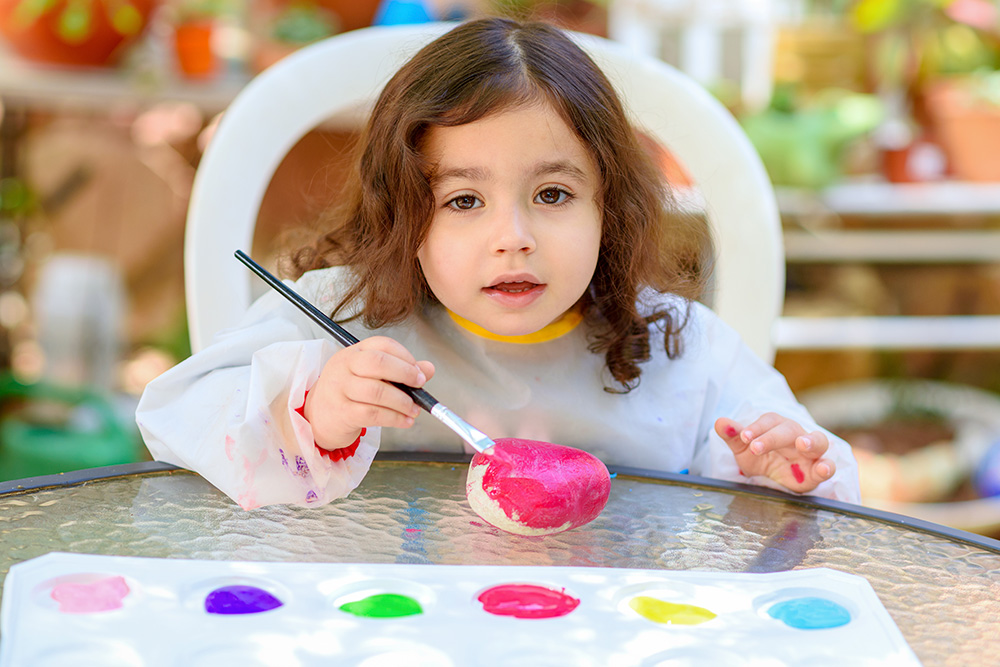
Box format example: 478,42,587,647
466,438,611,536
51,576,130,613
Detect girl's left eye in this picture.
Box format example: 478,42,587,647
535,187,572,205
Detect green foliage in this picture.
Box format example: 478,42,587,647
0,178,37,220
270,3,339,45
174,0,235,19
10,0,146,43
741,87,884,188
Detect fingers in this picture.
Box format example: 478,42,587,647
740,413,829,459
715,417,749,455
305,337,435,449
715,415,837,492
346,337,430,389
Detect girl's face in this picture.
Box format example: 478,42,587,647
417,102,602,336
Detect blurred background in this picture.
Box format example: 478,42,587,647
3,0,1000,535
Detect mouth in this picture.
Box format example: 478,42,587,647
486,281,542,294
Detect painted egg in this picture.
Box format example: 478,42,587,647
466,438,611,536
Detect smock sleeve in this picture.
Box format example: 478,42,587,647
135,269,379,509
686,304,862,504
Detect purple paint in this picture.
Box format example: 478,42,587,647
205,585,283,615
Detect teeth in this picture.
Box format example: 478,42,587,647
494,283,534,293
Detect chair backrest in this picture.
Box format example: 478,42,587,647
184,22,782,362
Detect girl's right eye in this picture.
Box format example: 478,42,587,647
445,194,482,211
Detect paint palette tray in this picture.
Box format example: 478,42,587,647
1,553,919,666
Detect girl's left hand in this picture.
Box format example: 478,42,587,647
714,414,836,494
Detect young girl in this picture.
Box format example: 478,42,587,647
137,17,860,510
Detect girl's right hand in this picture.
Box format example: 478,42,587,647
303,336,436,452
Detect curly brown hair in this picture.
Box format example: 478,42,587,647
288,17,712,392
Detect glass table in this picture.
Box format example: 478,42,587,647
2,455,998,665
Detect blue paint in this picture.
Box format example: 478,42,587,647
205,586,283,615
767,597,850,630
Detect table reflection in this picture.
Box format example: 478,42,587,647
1,457,998,665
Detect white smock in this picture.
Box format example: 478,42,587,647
136,267,861,509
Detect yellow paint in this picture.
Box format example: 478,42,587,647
629,596,716,625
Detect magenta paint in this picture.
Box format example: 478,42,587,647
51,576,130,613
477,583,580,619
470,438,610,532
725,425,738,438
204,585,283,615
791,464,805,484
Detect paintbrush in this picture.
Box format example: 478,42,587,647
235,250,495,455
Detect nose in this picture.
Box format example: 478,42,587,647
491,204,536,254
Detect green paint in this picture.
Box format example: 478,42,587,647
629,596,716,625
339,593,423,618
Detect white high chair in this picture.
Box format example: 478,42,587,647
184,22,782,362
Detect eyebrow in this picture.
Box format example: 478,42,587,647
430,160,589,185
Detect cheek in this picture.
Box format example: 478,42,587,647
417,234,464,298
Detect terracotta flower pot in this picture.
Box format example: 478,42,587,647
926,77,1000,182
0,0,159,67
173,19,215,79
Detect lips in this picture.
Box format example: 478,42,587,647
488,281,539,294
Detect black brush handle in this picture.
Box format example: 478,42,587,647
235,250,437,413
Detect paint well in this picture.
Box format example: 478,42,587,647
767,597,851,629
477,584,580,619
628,596,716,625
339,593,423,618
50,575,130,613
204,585,283,615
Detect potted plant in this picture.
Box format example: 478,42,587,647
250,1,339,73
169,0,233,79
851,0,1000,180
0,0,159,67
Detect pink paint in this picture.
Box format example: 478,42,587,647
224,436,236,461
724,425,738,438
477,584,580,619
791,463,805,484
51,576,130,613
469,438,610,532
404,528,422,533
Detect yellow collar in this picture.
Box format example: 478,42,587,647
447,307,583,344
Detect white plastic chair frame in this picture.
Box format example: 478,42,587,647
184,22,782,362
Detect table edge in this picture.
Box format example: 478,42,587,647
2,456,998,555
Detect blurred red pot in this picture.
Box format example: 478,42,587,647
0,0,159,67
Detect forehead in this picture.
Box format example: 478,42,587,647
422,103,595,179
